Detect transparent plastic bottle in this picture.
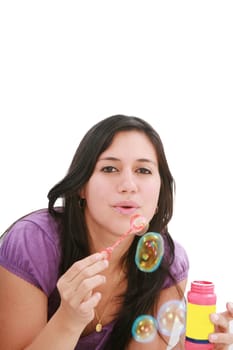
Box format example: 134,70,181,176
185,280,216,350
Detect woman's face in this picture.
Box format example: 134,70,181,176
81,130,161,237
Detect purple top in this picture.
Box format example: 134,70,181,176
0,209,189,350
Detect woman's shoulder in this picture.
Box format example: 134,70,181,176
0,208,62,295
1,209,60,250
162,238,189,289
14,207,61,231
173,239,189,264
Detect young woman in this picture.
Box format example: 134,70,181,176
0,115,232,349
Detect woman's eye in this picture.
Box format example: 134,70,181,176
101,166,118,173
136,168,152,174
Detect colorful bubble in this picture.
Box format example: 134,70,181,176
135,232,164,272
131,315,157,343
129,214,148,236
157,300,186,337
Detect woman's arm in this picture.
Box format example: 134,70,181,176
0,252,108,350
127,279,187,350
0,266,52,350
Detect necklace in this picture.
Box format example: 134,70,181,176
94,266,124,332
95,309,106,332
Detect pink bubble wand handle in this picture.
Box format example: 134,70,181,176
102,214,148,260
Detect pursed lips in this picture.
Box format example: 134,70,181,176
113,201,140,215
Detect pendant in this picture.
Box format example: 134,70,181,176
96,322,102,332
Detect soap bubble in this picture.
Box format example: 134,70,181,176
129,214,149,236
101,214,148,260
157,300,186,337
132,315,157,343
135,232,164,272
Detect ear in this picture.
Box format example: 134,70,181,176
79,187,86,199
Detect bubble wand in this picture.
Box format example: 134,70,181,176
102,214,149,260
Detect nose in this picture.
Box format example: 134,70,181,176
117,170,138,193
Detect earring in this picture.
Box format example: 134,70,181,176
78,198,86,209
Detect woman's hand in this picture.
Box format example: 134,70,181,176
56,252,109,333
208,302,233,349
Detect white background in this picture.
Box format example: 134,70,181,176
0,0,233,316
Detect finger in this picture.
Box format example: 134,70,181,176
63,253,108,282
62,259,108,297
77,274,106,302
57,259,108,302
76,292,102,323
60,274,106,309
210,313,229,330
63,260,109,290
209,332,233,345
80,292,102,315
76,259,109,282
226,302,233,317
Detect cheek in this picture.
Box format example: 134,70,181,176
84,187,103,220
145,181,161,210
84,178,108,205
84,180,111,224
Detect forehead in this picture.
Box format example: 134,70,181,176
101,130,157,159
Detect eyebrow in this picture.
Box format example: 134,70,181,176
98,156,158,166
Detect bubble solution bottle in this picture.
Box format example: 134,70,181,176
185,280,216,350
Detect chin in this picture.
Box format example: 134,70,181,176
109,217,133,236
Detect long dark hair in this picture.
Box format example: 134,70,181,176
48,114,178,349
